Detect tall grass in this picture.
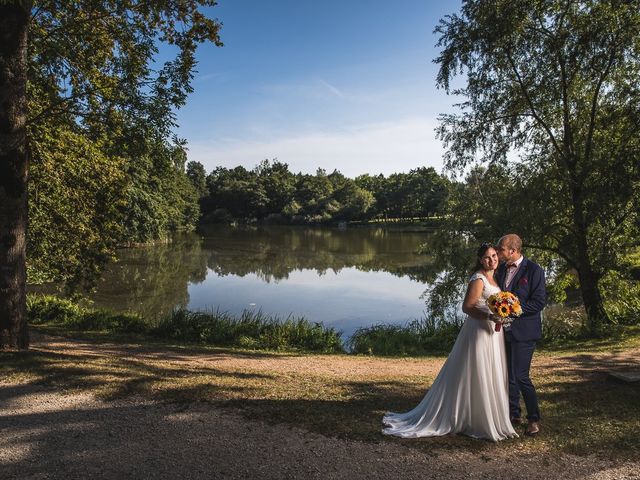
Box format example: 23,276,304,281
29,294,638,356
152,308,343,352
27,295,343,353
27,295,147,333
347,315,463,356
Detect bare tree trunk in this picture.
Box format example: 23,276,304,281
0,2,31,349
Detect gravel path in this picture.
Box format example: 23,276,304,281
1,336,639,480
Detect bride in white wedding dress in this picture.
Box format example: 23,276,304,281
382,243,517,442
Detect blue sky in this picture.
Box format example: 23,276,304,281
173,0,463,177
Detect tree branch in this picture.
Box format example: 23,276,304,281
36,11,116,45
504,49,566,162
545,220,579,238
556,39,575,161
584,40,618,168
607,201,636,240
526,242,578,269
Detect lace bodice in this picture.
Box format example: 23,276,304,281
469,272,500,313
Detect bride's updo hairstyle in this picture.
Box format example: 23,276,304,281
471,242,493,274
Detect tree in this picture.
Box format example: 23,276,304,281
205,166,267,219
355,173,385,218
254,159,296,217
435,0,640,335
333,182,374,221
295,169,334,219
28,120,127,288
404,167,450,218
0,2,31,348
0,1,222,348
186,160,208,198
384,173,410,219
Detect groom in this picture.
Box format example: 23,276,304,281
496,234,546,436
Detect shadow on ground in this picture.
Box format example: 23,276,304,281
1,336,639,463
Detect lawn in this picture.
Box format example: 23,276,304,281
1,326,639,460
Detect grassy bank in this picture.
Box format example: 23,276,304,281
26,294,640,356
27,295,343,353
351,305,640,356
24,296,473,356
348,317,463,356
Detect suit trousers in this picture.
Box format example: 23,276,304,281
504,330,540,422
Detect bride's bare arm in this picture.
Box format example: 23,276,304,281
462,279,491,321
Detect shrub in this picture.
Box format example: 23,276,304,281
27,295,146,333
348,316,463,356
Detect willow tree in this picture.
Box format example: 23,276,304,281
0,1,222,348
435,0,640,335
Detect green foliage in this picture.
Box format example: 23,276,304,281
28,121,127,287
24,1,222,288
256,159,297,216
434,0,640,335
27,295,344,353
28,295,146,333
541,306,588,343
186,161,208,198
121,143,200,244
600,271,640,325
153,308,344,353
348,316,463,356
201,161,450,224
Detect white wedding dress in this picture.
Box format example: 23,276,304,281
382,272,517,441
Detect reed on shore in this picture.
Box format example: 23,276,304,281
27,295,343,353
27,294,639,356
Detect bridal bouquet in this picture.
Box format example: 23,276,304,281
486,291,522,332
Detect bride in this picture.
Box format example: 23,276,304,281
382,243,517,441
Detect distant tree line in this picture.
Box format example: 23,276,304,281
189,159,451,224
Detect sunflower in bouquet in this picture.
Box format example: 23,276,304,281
486,291,522,332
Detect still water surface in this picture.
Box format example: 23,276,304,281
88,226,439,338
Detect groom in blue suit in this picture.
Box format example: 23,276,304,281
496,234,546,436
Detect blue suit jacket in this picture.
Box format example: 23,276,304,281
497,257,546,341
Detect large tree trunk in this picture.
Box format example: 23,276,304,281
0,2,31,349
567,161,611,337
574,224,610,337
576,262,609,337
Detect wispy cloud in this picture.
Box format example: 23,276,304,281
186,116,445,177
316,78,346,98
195,72,223,82
256,77,372,103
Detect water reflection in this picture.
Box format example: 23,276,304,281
201,225,440,283
89,234,209,320
81,225,445,336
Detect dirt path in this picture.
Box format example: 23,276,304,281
1,335,639,480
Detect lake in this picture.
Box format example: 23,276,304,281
85,225,443,339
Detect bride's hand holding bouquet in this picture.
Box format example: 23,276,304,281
487,292,522,332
